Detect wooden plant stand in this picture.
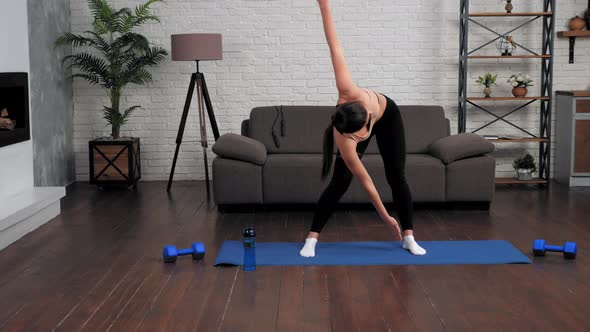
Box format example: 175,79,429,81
89,137,141,189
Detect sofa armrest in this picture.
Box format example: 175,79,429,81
212,133,267,166
429,133,494,164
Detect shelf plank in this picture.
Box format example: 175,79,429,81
485,138,548,143
469,12,553,17
466,96,550,101
558,31,590,37
556,90,590,97
467,55,551,59
495,177,547,184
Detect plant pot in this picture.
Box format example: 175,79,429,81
569,16,586,31
516,168,533,181
89,137,141,189
483,87,492,98
512,86,528,98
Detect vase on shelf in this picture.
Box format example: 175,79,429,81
569,16,586,31
505,0,513,14
483,87,492,98
516,169,533,181
512,87,528,98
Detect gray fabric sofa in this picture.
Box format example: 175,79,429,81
212,105,495,208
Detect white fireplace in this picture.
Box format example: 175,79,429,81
0,0,64,251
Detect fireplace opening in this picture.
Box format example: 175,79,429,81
0,73,30,148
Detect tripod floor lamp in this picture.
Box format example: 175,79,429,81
167,33,222,198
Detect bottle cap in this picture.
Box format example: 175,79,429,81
242,227,256,237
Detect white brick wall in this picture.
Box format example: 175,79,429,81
70,0,590,181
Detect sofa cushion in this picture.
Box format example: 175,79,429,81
402,154,446,202
446,155,495,202
261,153,445,204
262,154,326,203
429,133,495,164
399,106,448,153
249,106,334,154
213,158,264,204
248,105,448,155
212,133,267,165
345,154,446,203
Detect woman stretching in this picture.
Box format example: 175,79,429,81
300,0,426,257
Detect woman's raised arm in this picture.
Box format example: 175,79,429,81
317,0,359,99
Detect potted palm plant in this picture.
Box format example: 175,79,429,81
513,153,537,181
476,73,497,98
55,0,167,188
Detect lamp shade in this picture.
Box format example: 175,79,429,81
171,33,223,61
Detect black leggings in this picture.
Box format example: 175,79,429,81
310,96,413,233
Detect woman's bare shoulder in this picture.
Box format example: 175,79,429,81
333,127,356,151
337,88,365,105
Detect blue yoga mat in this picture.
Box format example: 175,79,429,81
214,240,531,266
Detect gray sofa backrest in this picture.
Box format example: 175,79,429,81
246,105,448,154
400,106,449,153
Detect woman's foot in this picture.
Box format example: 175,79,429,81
300,238,318,257
402,235,426,255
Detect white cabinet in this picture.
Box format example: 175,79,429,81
555,91,590,186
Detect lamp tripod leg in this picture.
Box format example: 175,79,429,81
196,76,211,200
199,73,220,140
167,73,197,192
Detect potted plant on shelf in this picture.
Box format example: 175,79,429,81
476,73,497,98
513,153,537,181
55,0,167,188
508,73,534,98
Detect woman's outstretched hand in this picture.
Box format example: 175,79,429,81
383,215,403,241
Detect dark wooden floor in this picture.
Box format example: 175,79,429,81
0,182,589,332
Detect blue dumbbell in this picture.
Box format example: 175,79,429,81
162,242,205,263
532,239,577,259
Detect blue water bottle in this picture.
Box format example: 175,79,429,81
243,227,256,271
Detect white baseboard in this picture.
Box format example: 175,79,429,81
0,187,65,251
570,177,590,186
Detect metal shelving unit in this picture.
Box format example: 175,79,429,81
458,0,556,185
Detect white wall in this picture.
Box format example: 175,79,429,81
70,0,590,180
0,0,33,198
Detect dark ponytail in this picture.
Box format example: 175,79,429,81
321,124,335,179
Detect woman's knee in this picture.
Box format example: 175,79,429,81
326,177,353,195
385,169,407,185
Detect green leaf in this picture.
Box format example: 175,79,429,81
84,31,110,52
513,153,537,172
68,73,101,85
54,33,95,48
62,53,111,88
124,105,141,119
87,0,106,17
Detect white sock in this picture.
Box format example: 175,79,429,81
402,235,426,255
300,238,318,257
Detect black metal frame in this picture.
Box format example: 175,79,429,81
539,0,556,181
89,137,141,189
458,0,469,133
458,0,555,184
167,61,220,198
566,36,576,64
